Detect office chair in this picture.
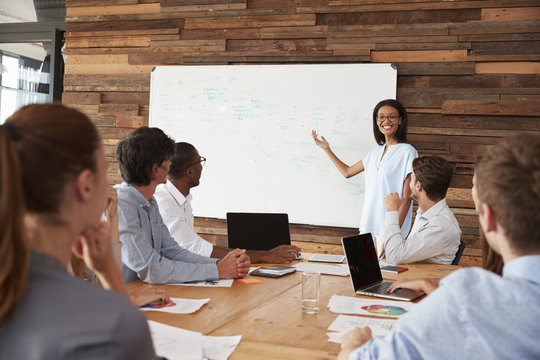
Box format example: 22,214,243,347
452,241,467,265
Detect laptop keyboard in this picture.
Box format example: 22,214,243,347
364,281,391,294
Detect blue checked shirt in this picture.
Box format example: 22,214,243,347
115,182,219,284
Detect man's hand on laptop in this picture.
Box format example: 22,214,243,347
263,245,301,263
217,249,251,279
388,278,440,295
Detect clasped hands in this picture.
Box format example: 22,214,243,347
217,249,251,279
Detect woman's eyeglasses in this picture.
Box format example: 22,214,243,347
377,115,399,122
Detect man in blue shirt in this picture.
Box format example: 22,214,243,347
339,133,540,359
115,127,250,284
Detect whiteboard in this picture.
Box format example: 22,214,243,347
149,64,396,228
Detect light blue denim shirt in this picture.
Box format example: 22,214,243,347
350,255,540,359
115,182,219,284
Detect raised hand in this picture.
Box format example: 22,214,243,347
105,186,118,221
384,192,401,212
74,222,116,274
312,130,330,150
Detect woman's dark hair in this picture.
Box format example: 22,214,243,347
116,127,175,186
372,99,408,145
0,104,100,325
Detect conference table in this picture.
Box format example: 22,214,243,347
127,255,460,359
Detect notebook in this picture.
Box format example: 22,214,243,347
342,234,424,302
226,213,291,250
250,265,296,278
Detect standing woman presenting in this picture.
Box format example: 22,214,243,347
0,104,158,359
312,99,417,244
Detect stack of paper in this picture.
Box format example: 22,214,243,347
294,263,350,276
326,315,396,343
327,295,416,318
148,321,242,360
140,298,210,314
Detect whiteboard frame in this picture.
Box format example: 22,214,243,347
149,64,397,228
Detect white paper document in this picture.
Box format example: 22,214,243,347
327,315,396,343
202,335,242,360
309,254,346,263
141,298,210,314
293,263,350,276
172,279,234,288
148,321,242,360
148,321,203,360
328,295,416,318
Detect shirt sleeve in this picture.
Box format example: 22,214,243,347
118,200,218,284
350,273,466,359
157,212,216,265
167,218,214,257
384,211,456,265
158,198,214,257
405,145,417,175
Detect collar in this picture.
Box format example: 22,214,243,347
164,179,192,206
416,198,448,220
503,255,540,284
30,251,67,274
115,182,154,208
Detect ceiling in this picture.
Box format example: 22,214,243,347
0,0,65,23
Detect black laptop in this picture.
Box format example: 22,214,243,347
342,234,424,302
226,212,291,250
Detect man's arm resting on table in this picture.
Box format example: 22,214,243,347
118,207,218,284
338,327,373,360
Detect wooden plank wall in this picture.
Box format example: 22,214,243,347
63,0,540,267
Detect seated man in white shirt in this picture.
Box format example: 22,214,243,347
154,142,301,263
382,155,461,264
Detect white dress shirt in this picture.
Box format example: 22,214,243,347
383,198,461,265
154,180,214,257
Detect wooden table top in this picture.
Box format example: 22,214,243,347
127,257,460,359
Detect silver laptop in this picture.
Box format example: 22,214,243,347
342,234,424,302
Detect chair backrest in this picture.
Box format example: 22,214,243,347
452,241,467,265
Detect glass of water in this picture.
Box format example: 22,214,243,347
302,271,320,314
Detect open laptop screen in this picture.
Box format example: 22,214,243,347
342,234,383,291
226,213,291,250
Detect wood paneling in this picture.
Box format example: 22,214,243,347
63,0,540,266
317,9,481,26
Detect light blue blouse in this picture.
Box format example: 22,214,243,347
361,143,417,238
